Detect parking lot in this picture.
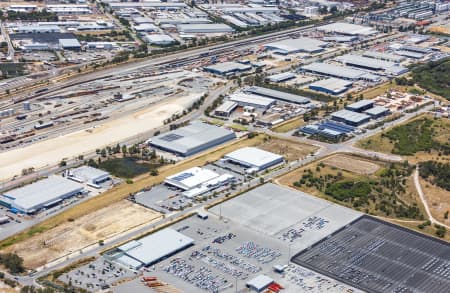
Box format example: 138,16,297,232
132,164,246,214
59,258,138,291
111,213,361,293
292,215,450,293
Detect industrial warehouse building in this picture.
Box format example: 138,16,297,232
223,147,284,173
267,72,296,83
204,62,252,76
364,105,390,118
229,93,276,109
69,166,110,185
331,109,371,126
302,62,380,81
318,22,377,36
245,86,310,105
214,100,238,117
345,100,374,112
300,121,355,140
308,78,353,95
362,51,405,63
165,166,235,198
165,167,220,191
116,228,194,269
59,38,81,51
177,23,234,34
149,121,236,156
336,54,408,76
264,37,327,55
0,176,84,214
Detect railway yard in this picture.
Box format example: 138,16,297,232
0,1,449,292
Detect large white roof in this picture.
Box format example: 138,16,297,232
318,22,376,36
225,147,283,169
165,167,219,190
4,176,84,212
118,228,194,266
265,37,326,54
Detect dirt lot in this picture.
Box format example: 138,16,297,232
259,137,318,162
322,155,381,175
271,117,305,133
5,201,161,269
420,178,450,224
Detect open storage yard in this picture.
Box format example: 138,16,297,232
292,215,450,293
3,201,161,269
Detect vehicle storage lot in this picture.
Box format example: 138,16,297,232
292,215,450,293
113,214,362,293
209,183,362,252
109,183,363,293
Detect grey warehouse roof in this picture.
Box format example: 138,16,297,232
336,54,408,75
150,121,236,156
309,78,352,93
70,166,109,183
245,86,310,104
363,51,405,62
118,228,194,267
346,99,374,110
229,93,275,107
318,22,376,36
3,176,84,212
264,37,326,54
204,62,251,74
331,109,371,123
364,105,389,116
177,23,234,33
59,38,81,47
302,62,380,81
224,147,283,169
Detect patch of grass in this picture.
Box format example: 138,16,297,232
419,161,450,191
271,117,305,133
97,157,159,178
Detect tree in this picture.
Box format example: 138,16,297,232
59,160,67,167
0,253,25,274
121,145,128,156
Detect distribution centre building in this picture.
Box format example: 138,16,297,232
214,100,238,117
364,105,390,118
267,72,296,83
264,37,327,54
245,86,310,105
69,166,110,185
223,147,284,172
0,176,84,214
116,228,194,269
335,54,408,76
345,99,374,112
317,22,377,36
331,109,371,126
229,93,276,109
204,62,252,76
165,167,220,191
302,62,380,82
149,121,236,157
308,78,353,95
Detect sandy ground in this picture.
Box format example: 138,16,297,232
259,138,318,162
0,94,196,180
323,155,381,175
420,177,450,224
5,201,161,269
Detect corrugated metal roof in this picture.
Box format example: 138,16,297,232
150,121,236,155
225,147,283,169
264,37,326,53
118,228,194,266
346,99,374,110
309,78,352,93
245,86,310,104
331,109,370,123
4,176,84,211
